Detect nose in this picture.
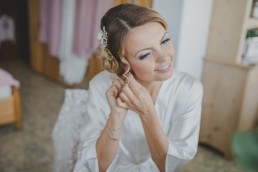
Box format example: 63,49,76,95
155,49,166,63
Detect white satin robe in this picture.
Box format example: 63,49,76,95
73,69,203,172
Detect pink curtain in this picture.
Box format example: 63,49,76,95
72,0,114,58
39,0,114,59
40,0,62,57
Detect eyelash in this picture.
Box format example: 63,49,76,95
139,52,151,60
138,38,171,60
161,38,170,44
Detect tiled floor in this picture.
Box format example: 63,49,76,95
0,60,249,172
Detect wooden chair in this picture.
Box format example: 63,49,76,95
0,86,21,129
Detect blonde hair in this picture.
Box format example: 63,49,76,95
99,4,167,76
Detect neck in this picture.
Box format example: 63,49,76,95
136,78,163,103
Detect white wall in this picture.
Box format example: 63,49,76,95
153,0,183,64
153,0,213,80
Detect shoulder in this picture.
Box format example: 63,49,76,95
173,70,203,96
165,70,203,109
89,70,113,91
86,71,112,111
90,70,112,84
166,70,203,116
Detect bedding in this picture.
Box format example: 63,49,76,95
0,86,12,99
0,68,19,99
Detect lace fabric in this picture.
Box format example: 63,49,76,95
52,89,88,172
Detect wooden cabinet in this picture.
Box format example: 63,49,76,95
200,0,258,159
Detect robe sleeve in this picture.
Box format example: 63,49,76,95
73,79,119,172
165,80,203,172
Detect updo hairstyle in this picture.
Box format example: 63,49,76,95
99,3,167,76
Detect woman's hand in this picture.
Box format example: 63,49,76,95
106,78,128,120
118,74,156,118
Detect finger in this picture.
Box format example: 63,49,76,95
114,78,127,96
106,84,119,97
113,79,123,91
128,74,141,94
121,74,130,84
119,91,130,103
114,77,127,90
117,77,126,86
112,84,120,97
120,84,136,102
117,97,129,109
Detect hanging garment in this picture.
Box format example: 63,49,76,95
72,0,97,58
59,0,88,84
93,0,114,48
39,0,62,57
0,15,15,47
72,0,114,58
39,0,51,43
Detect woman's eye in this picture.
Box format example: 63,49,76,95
139,52,151,60
161,38,170,45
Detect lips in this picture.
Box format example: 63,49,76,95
155,62,171,72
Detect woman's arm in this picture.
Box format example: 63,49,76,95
118,75,169,171
140,110,169,172
96,78,128,172
96,112,124,172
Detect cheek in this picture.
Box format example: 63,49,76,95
130,61,155,76
165,43,175,55
162,44,175,62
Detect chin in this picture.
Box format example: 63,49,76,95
160,71,173,81
157,64,174,81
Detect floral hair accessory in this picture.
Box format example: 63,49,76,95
98,26,108,48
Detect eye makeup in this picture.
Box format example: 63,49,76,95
136,32,171,60
138,50,152,60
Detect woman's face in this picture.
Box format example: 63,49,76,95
123,22,174,83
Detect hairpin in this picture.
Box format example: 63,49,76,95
98,26,108,48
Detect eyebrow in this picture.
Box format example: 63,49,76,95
134,31,168,57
